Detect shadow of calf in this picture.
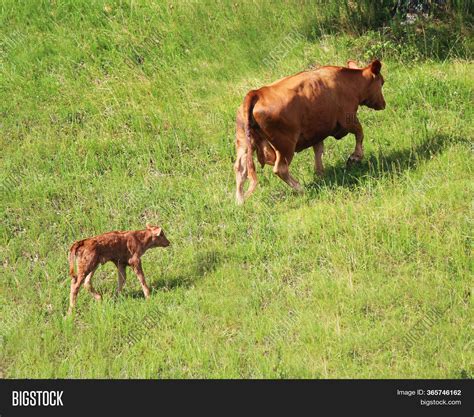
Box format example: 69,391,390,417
127,249,223,298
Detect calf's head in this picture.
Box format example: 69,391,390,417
361,60,386,110
146,224,171,248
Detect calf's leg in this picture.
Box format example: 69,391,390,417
130,259,151,299
83,266,101,301
68,271,86,315
116,262,127,295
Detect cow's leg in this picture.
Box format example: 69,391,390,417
313,141,324,176
83,266,101,301
116,262,127,295
130,259,151,299
346,120,364,166
234,146,248,205
273,149,303,192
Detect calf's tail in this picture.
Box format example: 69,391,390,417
242,90,260,198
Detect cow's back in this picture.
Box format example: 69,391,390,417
257,67,360,149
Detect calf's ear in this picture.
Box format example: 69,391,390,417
146,223,152,229
154,227,162,236
370,59,382,75
347,60,359,69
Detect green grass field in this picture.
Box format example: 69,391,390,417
1,1,473,378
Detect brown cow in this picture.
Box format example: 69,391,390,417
67,224,170,315
234,60,386,204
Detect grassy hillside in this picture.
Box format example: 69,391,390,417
1,0,472,378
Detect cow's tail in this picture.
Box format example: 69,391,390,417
242,90,260,198
68,240,84,282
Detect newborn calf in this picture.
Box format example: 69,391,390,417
67,224,170,315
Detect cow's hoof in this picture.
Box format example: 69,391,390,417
293,185,304,194
346,155,362,167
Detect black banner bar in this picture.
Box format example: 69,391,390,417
0,379,472,416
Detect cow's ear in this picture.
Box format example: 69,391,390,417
370,59,382,75
347,60,359,69
146,223,152,230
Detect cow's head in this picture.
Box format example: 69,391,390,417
361,60,386,111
